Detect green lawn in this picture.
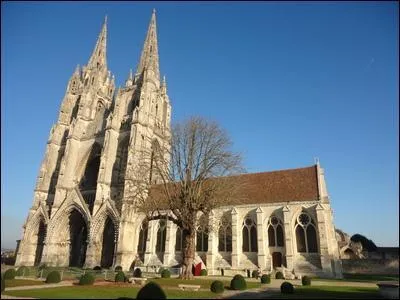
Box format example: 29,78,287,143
3,286,216,299
5,279,45,288
343,273,399,282
273,286,382,299
147,277,261,289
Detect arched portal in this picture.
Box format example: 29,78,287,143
33,219,47,266
100,217,116,268
69,209,88,267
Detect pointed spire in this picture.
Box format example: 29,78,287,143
136,9,160,82
87,16,108,70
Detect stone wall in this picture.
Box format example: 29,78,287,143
341,258,399,275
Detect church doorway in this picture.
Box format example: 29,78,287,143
100,217,116,268
272,252,282,269
34,220,47,266
69,209,88,267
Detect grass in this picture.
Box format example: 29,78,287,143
343,273,399,282
148,277,261,289
3,286,215,299
5,279,45,288
273,286,382,299
312,273,399,283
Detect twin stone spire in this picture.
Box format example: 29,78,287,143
83,10,162,90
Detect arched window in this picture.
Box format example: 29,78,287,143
137,221,148,253
218,224,232,252
242,217,257,252
156,220,167,252
196,226,208,252
295,212,318,253
175,227,183,251
267,216,285,247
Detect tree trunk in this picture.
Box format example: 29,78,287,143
180,229,195,279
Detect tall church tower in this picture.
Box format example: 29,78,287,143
15,10,171,269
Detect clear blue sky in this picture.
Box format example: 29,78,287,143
1,2,398,249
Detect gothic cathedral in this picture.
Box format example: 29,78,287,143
15,11,343,278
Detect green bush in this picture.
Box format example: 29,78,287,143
115,266,123,271
45,271,61,283
16,266,28,276
230,274,247,290
38,264,47,271
115,271,126,282
200,269,208,276
161,269,171,278
4,269,16,280
133,268,142,278
158,268,164,274
210,280,224,294
302,275,311,286
79,273,95,285
1,275,5,293
93,266,102,271
275,271,284,279
137,282,167,299
251,270,259,279
280,281,294,294
261,274,271,284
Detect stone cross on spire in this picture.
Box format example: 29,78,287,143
87,15,108,70
136,9,160,82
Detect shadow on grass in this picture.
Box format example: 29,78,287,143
271,286,383,299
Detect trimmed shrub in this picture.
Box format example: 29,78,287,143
115,271,126,282
161,269,171,278
4,269,16,280
280,281,294,294
1,275,5,292
200,269,208,276
115,266,123,271
137,282,167,299
45,271,61,283
133,268,142,278
210,280,224,294
16,266,28,276
302,275,311,286
79,273,95,285
230,274,247,290
251,270,259,279
275,271,284,279
93,266,102,271
261,274,271,284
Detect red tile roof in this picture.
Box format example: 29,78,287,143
148,164,319,207
224,165,319,205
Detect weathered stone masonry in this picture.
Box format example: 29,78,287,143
15,10,342,278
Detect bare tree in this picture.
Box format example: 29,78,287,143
128,116,245,279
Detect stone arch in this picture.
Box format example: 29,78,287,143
111,135,130,202
218,211,232,252
293,210,319,253
46,201,90,267
78,142,102,214
242,210,257,253
23,209,48,266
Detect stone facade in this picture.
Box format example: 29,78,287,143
15,11,342,278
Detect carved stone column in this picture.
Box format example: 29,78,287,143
315,203,334,277
256,207,267,270
163,220,174,265
282,206,294,271
144,220,156,265
206,211,217,274
231,208,240,269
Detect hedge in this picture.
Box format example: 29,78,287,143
79,273,95,285
161,269,171,278
210,280,224,294
45,271,61,283
4,269,16,280
302,275,311,286
137,282,167,299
